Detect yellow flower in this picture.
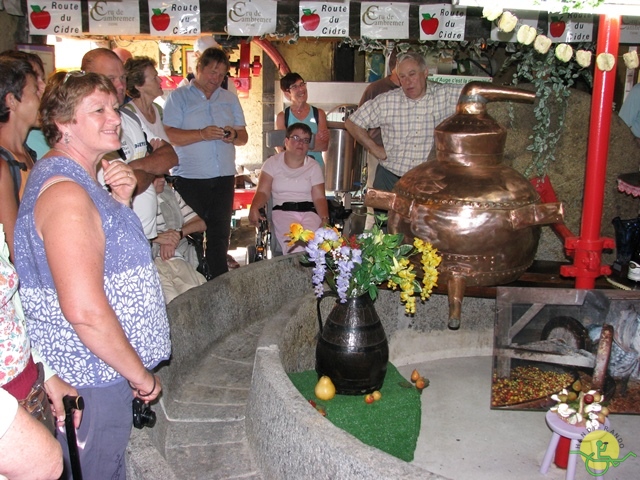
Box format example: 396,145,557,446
285,223,314,246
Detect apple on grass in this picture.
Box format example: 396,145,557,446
30,5,51,30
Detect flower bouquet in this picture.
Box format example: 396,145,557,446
286,215,442,314
550,381,610,430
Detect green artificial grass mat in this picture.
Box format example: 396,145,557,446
288,363,421,462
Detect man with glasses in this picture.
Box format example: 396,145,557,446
81,48,178,240
276,72,329,170
346,51,462,192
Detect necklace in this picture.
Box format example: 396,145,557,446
49,147,97,179
293,104,307,116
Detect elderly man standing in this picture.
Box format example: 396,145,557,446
346,51,462,192
81,48,178,239
163,47,248,279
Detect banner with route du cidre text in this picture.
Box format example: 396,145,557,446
299,1,349,38
418,3,466,42
149,0,200,36
28,0,82,35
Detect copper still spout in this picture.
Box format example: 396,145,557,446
364,82,564,329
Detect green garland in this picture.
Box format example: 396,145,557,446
502,41,594,178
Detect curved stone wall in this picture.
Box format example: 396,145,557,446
126,255,496,479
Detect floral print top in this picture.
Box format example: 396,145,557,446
0,225,30,387
14,157,171,388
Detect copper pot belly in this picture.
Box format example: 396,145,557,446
365,82,564,329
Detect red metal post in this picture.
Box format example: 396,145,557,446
560,15,618,287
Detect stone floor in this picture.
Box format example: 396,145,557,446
149,309,640,480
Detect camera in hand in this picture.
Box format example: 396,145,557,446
223,129,231,138
132,398,156,429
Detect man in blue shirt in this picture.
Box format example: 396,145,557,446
164,47,248,279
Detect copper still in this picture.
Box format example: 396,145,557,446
365,82,564,329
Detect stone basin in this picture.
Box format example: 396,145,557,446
125,255,495,479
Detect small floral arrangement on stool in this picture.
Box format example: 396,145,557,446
550,380,610,429
286,215,442,313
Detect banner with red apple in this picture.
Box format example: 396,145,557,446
299,1,349,38
360,2,409,40
28,1,82,35
418,4,466,42
490,9,538,43
227,0,276,36
148,0,201,36
547,12,594,43
88,0,140,35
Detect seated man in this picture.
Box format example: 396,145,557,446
152,176,207,303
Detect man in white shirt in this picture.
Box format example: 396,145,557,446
81,48,178,238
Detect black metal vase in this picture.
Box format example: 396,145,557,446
316,293,389,395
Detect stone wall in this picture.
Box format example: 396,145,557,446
488,88,640,263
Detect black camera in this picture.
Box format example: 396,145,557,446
223,129,231,138
132,398,156,429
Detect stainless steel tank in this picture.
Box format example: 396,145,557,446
323,104,364,192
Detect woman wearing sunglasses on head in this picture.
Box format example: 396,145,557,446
249,122,329,255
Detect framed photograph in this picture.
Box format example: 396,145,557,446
182,46,196,78
16,44,55,78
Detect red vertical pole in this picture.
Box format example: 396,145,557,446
560,15,618,287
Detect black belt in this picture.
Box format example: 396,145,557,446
273,201,316,212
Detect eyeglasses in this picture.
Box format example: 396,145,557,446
287,135,311,144
288,81,306,91
63,70,86,84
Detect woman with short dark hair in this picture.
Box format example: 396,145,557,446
276,72,329,170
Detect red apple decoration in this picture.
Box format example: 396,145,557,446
30,5,51,30
151,8,170,32
549,18,566,38
421,14,439,35
364,394,375,404
301,9,320,31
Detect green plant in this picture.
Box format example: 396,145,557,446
286,216,441,314
503,41,594,178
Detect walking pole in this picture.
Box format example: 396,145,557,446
63,395,85,480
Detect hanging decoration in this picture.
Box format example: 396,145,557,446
27,0,82,35
148,0,200,36
298,1,349,38
359,2,409,40
418,3,467,42
87,0,140,35
226,0,277,36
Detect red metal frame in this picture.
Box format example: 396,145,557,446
560,15,619,287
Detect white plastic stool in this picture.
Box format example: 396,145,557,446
540,410,610,480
